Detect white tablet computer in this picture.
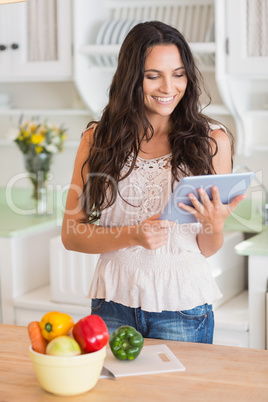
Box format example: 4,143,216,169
159,172,256,224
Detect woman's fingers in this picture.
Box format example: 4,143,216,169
178,185,246,230
210,186,221,204
182,191,207,216
228,194,246,212
178,186,221,223
138,215,175,249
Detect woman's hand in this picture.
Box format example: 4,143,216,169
134,214,175,250
178,186,245,234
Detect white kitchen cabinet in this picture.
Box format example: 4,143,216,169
215,0,268,155
248,255,268,350
0,0,72,82
209,232,249,348
73,0,222,118
0,188,63,324
13,286,91,325
214,291,249,348
232,230,268,350
225,0,268,76
0,230,61,324
208,231,246,310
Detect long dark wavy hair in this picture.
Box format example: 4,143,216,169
81,21,234,223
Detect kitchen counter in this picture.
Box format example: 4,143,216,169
1,324,268,401
235,228,268,256
0,187,62,237
1,189,263,237
224,198,263,233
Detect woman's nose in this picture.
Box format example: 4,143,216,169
159,77,173,93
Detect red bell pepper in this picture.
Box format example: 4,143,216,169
72,315,109,353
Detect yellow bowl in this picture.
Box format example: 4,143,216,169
29,345,106,396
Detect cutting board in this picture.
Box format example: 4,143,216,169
100,344,185,378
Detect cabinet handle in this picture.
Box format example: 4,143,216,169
0,44,7,51
11,43,19,50
225,38,229,55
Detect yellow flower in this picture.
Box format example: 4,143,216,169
31,133,44,144
28,122,38,132
21,130,30,138
35,146,43,154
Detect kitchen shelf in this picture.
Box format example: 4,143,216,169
1,105,229,119
0,139,80,148
0,108,90,117
78,42,216,71
0,104,230,147
78,42,216,56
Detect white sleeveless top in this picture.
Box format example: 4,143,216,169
88,126,223,312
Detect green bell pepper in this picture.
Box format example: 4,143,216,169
109,325,144,360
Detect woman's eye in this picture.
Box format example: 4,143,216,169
146,76,158,80
174,74,183,78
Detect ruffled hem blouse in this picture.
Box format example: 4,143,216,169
88,127,223,312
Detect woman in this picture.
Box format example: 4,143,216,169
61,21,244,343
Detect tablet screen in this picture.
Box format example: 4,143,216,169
159,172,256,224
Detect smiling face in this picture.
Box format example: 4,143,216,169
143,44,188,123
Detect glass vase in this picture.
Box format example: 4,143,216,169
24,152,52,215
32,176,48,215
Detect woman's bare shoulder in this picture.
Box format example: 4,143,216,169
81,123,97,148
73,124,97,171
210,128,232,151
210,129,232,173
210,128,230,142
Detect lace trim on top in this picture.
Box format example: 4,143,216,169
103,152,175,226
123,152,172,171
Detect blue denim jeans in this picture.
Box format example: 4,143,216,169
91,299,214,344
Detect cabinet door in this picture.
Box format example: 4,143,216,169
0,3,23,79
226,0,268,76
0,0,72,82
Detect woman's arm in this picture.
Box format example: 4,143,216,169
61,129,174,254
196,129,232,257
178,129,245,258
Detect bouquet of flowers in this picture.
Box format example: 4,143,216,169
14,119,67,206
15,119,66,155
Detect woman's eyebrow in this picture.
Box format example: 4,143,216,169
144,66,185,73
